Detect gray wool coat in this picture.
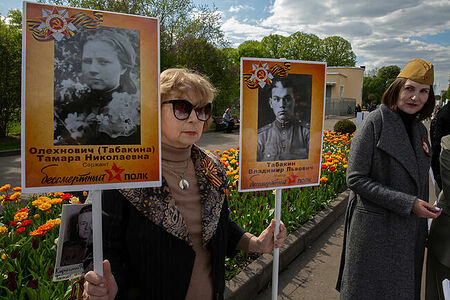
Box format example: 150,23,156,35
336,104,431,300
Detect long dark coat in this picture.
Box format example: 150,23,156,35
101,145,245,299
337,105,431,299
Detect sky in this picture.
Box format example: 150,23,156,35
2,0,449,93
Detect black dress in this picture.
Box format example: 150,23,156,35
54,87,140,145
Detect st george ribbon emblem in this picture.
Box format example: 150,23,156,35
422,136,430,156
38,8,76,41
27,6,103,42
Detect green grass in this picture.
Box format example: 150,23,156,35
8,120,21,135
0,120,21,151
0,136,20,151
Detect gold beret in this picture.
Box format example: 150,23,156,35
397,59,434,85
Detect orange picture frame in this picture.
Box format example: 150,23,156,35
239,58,326,192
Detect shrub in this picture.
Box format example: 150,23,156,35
333,119,356,135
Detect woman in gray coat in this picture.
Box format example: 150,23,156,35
336,59,442,300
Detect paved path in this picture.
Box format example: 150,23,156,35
255,215,344,300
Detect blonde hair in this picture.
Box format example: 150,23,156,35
160,68,216,131
160,68,216,106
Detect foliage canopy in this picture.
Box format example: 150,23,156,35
0,10,22,137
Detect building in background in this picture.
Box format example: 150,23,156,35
325,66,364,116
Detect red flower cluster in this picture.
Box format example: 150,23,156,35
21,220,32,227
62,193,73,201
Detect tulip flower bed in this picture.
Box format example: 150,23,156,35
219,131,352,279
0,131,352,296
0,186,87,299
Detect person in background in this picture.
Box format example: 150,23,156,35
354,103,362,117
83,68,286,300
222,108,234,133
336,59,441,299
430,102,450,195
426,134,450,300
432,104,440,119
368,101,377,112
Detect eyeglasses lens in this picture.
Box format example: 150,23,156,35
195,104,212,121
170,100,212,121
173,101,192,120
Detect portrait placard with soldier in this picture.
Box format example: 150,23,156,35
257,74,312,162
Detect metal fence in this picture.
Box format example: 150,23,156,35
325,97,356,116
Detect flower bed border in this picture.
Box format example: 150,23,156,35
225,189,350,300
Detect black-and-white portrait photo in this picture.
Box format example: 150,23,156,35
58,204,93,273
54,26,141,145
257,74,311,162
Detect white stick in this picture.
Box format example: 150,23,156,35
91,190,103,277
272,189,282,300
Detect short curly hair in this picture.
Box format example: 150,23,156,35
160,68,217,130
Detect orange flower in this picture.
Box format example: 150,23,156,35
40,223,54,231
38,202,51,211
0,226,7,235
49,198,62,205
320,176,328,183
0,184,11,192
9,192,20,200
12,187,21,192
30,229,45,237
14,208,29,222
54,192,64,197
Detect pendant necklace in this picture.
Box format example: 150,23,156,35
165,158,190,190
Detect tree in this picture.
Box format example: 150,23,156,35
235,32,356,66
362,65,400,106
279,32,323,61
172,37,239,114
41,0,227,70
259,34,287,59
236,40,264,61
0,11,22,137
322,36,356,67
5,9,22,29
377,65,400,87
441,87,449,102
362,76,384,106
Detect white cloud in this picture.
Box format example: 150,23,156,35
221,16,276,42
229,5,255,13
251,0,450,92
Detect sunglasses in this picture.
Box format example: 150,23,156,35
163,99,213,121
